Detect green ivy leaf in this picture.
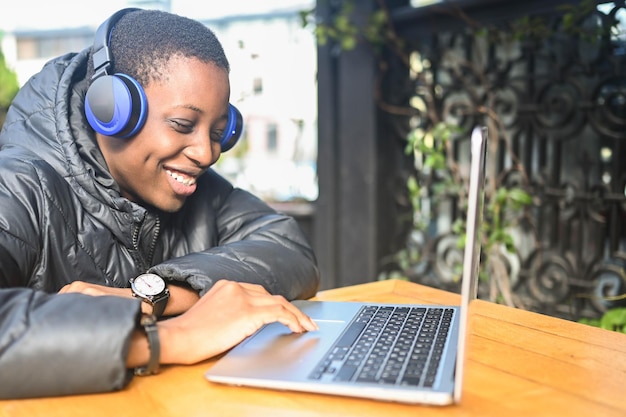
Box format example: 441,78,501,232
341,36,357,50
452,218,465,235
335,15,351,32
502,234,516,252
579,317,601,327
509,188,532,203
407,176,419,194
600,308,626,333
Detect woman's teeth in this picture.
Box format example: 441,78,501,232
166,170,197,186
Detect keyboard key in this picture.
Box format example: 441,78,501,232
336,322,367,348
335,364,358,381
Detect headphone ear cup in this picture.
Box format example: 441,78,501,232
85,73,148,138
220,104,243,152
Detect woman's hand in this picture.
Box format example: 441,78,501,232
126,280,318,368
58,280,200,316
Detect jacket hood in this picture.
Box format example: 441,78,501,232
0,49,139,215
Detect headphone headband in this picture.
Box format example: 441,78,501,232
91,8,140,79
86,8,243,148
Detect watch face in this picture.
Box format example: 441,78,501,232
133,274,166,296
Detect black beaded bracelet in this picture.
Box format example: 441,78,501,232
134,314,160,376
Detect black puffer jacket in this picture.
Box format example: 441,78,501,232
0,50,319,398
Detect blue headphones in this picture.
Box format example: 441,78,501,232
84,8,243,151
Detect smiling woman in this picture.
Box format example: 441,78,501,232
0,7,319,399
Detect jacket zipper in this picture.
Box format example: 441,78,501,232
132,215,161,273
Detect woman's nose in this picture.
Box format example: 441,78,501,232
184,133,220,167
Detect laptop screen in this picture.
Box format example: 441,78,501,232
454,125,488,403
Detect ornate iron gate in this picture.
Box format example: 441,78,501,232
386,1,626,320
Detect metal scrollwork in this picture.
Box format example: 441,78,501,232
588,264,626,312
432,233,465,285
589,77,626,140
534,80,585,138
525,249,574,306
389,1,626,320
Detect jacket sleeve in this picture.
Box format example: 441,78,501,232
150,178,320,300
0,288,141,399
0,157,141,399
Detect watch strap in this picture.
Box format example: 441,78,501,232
134,314,160,376
151,289,170,317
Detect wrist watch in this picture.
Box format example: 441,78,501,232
130,273,170,317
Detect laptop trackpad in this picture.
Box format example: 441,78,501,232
208,320,347,380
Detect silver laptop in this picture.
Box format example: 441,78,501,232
205,126,488,406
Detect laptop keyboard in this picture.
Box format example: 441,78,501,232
308,305,454,387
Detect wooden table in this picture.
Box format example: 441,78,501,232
1,279,625,417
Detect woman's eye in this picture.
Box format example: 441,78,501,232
210,130,224,143
170,119,193,132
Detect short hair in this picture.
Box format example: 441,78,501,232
87,9,229,86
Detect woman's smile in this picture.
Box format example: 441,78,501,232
165,168,198,197
166,168,198,186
